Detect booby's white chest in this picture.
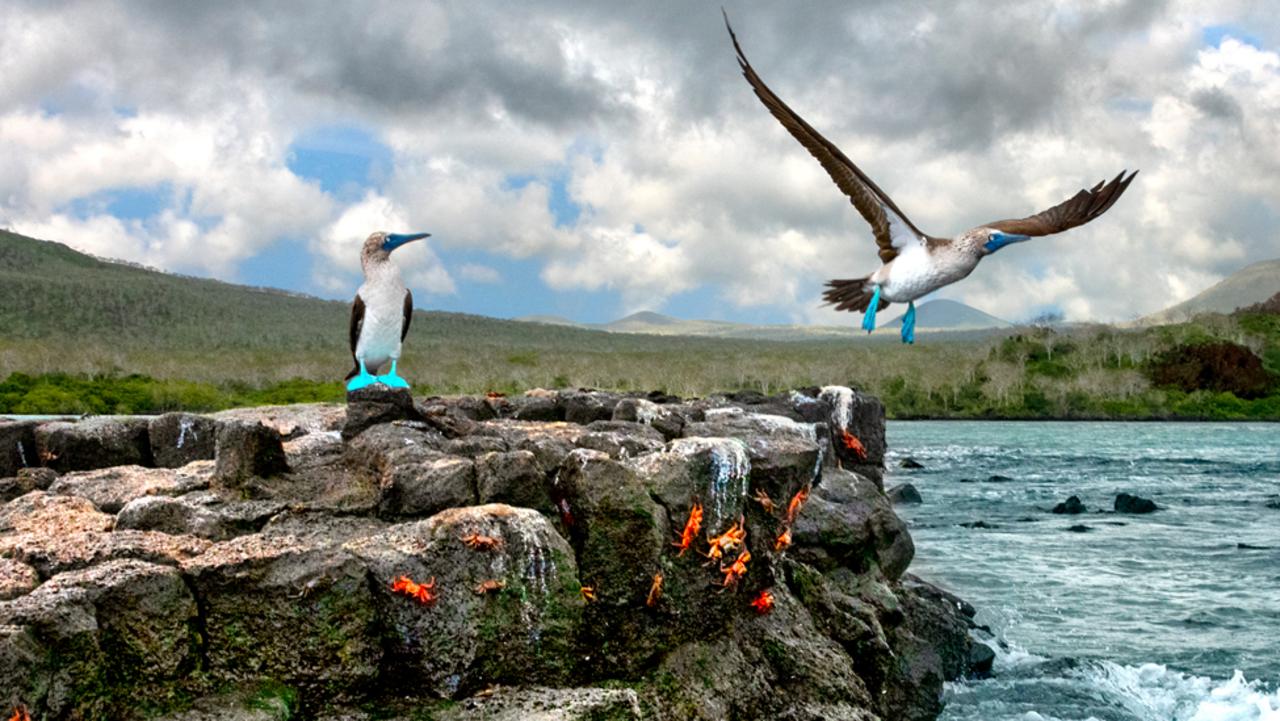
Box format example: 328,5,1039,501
355,263,408,368
877,243,979,302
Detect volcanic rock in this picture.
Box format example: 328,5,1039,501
1051,495,1087,514
888,483,923,504
1114,493,1158,514
149,412,218,468
34,416,153,472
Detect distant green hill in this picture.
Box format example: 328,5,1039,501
1140,259,1280,325
2,230,1277,420
881,299,1011,330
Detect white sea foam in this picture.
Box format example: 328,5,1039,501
1087,662,1280,721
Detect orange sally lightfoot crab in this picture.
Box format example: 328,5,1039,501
753,488,777,515
646,571,664,607
390,575,438,606
473,579,506,595
750,589,775,615
719,549,751,591
460,532,503,551
703,515,747,564
840,429,868,461
580,585,597,602
774,527,792,552
784,484,811,526
672,499,704,557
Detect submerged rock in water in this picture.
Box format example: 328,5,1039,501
898,457,925,469
0,386,981,720
1066,524,1093,533
1114,493,1158,514
888,483,923,504
1052,495,1087,514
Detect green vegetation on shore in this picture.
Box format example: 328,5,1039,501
2,229,1278,419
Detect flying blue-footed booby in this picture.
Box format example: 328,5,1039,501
723,13,1137,344
346,231,429,391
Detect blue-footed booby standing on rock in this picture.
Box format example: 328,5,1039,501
346,231,429,391
724,13,1137,344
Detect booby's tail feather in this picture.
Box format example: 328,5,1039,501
823,277,890,313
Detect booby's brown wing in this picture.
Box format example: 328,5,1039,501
401,289,413,342
985,170,1138,237
724,11,934,263
346,294,365,380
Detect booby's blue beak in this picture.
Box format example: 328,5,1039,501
983,231,1031,254
383,232,430,252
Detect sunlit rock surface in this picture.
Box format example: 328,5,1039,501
0,387,982,720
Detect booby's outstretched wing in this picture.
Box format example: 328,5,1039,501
401,289,413,341
724,11,936,263
985,171,1138,237
346,294,365,380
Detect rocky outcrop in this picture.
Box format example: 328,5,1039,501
0,386,981,720
1051,495,1086,514
1114,493,1158,514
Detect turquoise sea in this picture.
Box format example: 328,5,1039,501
886,421,1280,721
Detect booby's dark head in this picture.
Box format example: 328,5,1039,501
362,231,430,267
981,229,1031,255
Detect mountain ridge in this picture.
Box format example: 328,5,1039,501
1140,259,1280,325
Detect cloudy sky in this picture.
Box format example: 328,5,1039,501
2,1,1277,324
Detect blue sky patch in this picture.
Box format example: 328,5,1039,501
63,184,173,221
287,125,393,200
1202,24,1262,49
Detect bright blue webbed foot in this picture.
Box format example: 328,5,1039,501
861,286,881,334
901,301,916,345
346,360,378,391
347,371,378,392
376,360,410,389
377,373,410,389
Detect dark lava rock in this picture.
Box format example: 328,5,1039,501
888,483,923,504
377,454,477,518
34,417,153,472
791,469,914,580
561,390,619,425
49,463,210,513
343,385,423,440
213,421,290,490
475,450,552,513
148,412,218,468
1237,543,1271,550
959,521,998,529
1265,496,1280,510
968,642,996,678
0,559,199,716
1115,493,1158,514
0,467,56,503
1052,495,1087,514
1067,524,1092,533
612,397,685,439
0,420,39,477
183,533,380,699
507,394,563,422
115,495,232,540
818,386,887,484
898,457,925,469
344,505,581,698
987,474,1014,483
0,387,981,720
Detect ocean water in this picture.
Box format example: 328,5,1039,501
886,421,1280,721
